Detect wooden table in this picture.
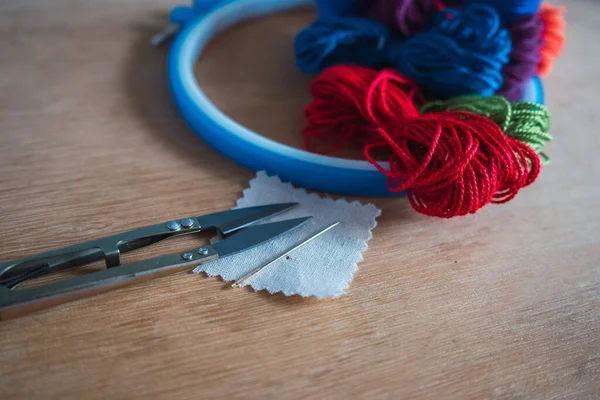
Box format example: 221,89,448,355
1,1,598,399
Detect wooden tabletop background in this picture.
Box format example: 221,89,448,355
1,1,599,399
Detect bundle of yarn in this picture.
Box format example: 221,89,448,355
295,0,566,218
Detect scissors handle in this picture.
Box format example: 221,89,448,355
0,217,202,289
0,245,218,320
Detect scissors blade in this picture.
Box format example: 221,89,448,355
197,203,299,235
212,217,312,258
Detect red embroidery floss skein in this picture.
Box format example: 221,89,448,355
303,64,426,154
303,65,541,218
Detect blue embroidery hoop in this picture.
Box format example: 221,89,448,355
159,0,544,197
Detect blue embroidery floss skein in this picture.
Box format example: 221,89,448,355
294,17,392,74
294,5,511,98
315,0,372,18
394,4,512,98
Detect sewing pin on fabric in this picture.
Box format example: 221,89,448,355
232,221,340,288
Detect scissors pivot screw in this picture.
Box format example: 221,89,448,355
198,247,209,256
167,221,181,231
182,252,194,261
181,218,195,228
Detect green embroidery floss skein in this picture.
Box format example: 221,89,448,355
421,96,552,163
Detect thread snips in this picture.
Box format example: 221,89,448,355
0,203,310,320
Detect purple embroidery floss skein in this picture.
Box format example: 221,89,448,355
367,0,442,37
497,13,544,101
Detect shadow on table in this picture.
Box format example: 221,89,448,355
229,281,323,305
121,18,248,183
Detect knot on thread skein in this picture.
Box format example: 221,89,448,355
303,65,541,218
295,4,512,98
367,0,443,37
421,96,552,163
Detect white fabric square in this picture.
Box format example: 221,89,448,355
194,172,381,298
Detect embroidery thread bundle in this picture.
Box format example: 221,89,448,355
297,0,565,218
421,96,552,163
297,4,513,98
394,4,512,98
295,17,393,75
306,0,566,101
537,3,567,77
496,13,544,101
303,66,541,218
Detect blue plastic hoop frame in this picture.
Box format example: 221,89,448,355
165,0,545,197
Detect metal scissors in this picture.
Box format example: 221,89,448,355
0,203,310,320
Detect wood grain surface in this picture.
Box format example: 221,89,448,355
1,1,599,399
